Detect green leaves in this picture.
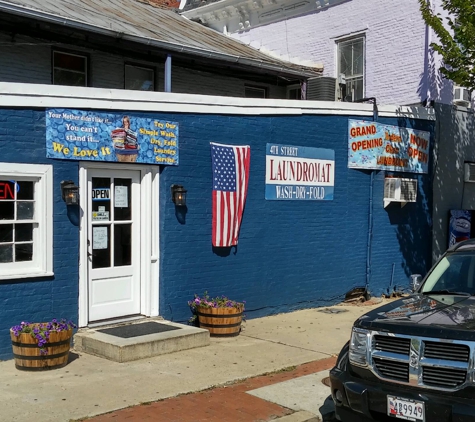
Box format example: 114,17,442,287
419,0,475,90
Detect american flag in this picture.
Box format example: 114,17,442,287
211,142,251,247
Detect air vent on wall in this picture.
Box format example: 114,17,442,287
306,77,337,101
464,163,475,182
383,178,417,208
454,85,471,107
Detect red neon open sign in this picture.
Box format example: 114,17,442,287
0,181,15,200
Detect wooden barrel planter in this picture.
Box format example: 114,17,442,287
196,305,244,337
10,328,73,371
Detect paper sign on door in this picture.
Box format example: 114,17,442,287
93,227,108,250
115,186,128,208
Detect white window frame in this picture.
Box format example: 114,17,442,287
125,63,155,91
0,163,53,280
53,50,88,87
245,85,268,98
286,84,302,100
336,35,365,102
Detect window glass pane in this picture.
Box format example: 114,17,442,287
114,179,132,221
15,243,33,262
54,52,86,72
0,244,13,263
0,224,13,242
0,202,14,220
0,181,16,200
245,87,267,98
17,202,34,220
92,178,111,220
125,65,154,91
54,69,86,87
339,42,353,76
17,181,34,200
92,225,111,269
16,224,33,242
353,40,364,75
114,224,131,266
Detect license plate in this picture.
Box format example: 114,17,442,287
387,395,425,421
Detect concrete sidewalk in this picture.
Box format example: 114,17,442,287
0,300,385,422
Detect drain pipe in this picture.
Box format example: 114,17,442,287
354,97,378,293
165,54,172,92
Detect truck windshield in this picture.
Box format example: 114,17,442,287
422,251,475,295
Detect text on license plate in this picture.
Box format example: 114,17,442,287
387,395,424,421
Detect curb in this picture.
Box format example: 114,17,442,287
275,411,321,422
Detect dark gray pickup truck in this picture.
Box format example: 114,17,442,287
330,239,475,422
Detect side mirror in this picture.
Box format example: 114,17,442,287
410,274,422,292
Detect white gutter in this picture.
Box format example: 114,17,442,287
0,0,320,78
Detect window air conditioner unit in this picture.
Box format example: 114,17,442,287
383,178,417,208
454,85,471,107
464,163,475,182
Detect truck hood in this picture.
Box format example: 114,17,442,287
355,294,475,340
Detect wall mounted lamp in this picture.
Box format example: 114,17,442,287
61,180,79,205
171,184,187,207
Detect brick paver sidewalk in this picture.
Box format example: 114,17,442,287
83,357,336,422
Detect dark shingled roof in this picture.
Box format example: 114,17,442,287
0,0,322,78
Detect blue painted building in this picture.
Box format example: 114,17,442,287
0,84,434,359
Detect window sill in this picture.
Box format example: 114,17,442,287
0,271,54,281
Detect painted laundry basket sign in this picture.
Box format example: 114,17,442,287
46,108,179,165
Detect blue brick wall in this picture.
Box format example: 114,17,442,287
158,113,434,323
0,107,434,360
0,109,79,360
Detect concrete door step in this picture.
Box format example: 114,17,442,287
73,318,210,362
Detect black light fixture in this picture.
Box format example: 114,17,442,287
61,180,79,205
171,184,187,207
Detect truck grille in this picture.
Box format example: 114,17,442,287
423,341,470,362
366,332,472,392
374,335,410,355
373,357,409,382
422,367,467,388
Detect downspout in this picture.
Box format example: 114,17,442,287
354,97,378,294
165,54,172,92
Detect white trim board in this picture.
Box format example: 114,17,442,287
0,82,435,120
78,162,159,328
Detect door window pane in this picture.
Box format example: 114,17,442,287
114,179,132,221
114,224,132,266
92,178,111,219
92,225,110,269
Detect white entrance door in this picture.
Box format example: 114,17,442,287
87,169,141,322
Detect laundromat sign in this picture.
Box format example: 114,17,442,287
265,144,335,200
46,108,179,165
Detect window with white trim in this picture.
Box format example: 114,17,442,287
337,36,365,102
125,64,155,91
0,164,53,280
53,50,88,87
287,84,302,100
245,86,267,98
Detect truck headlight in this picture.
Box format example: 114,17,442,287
349,328,369,367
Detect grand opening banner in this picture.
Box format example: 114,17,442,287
348,119,430,174
46,109,179,165
265,143,334,200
